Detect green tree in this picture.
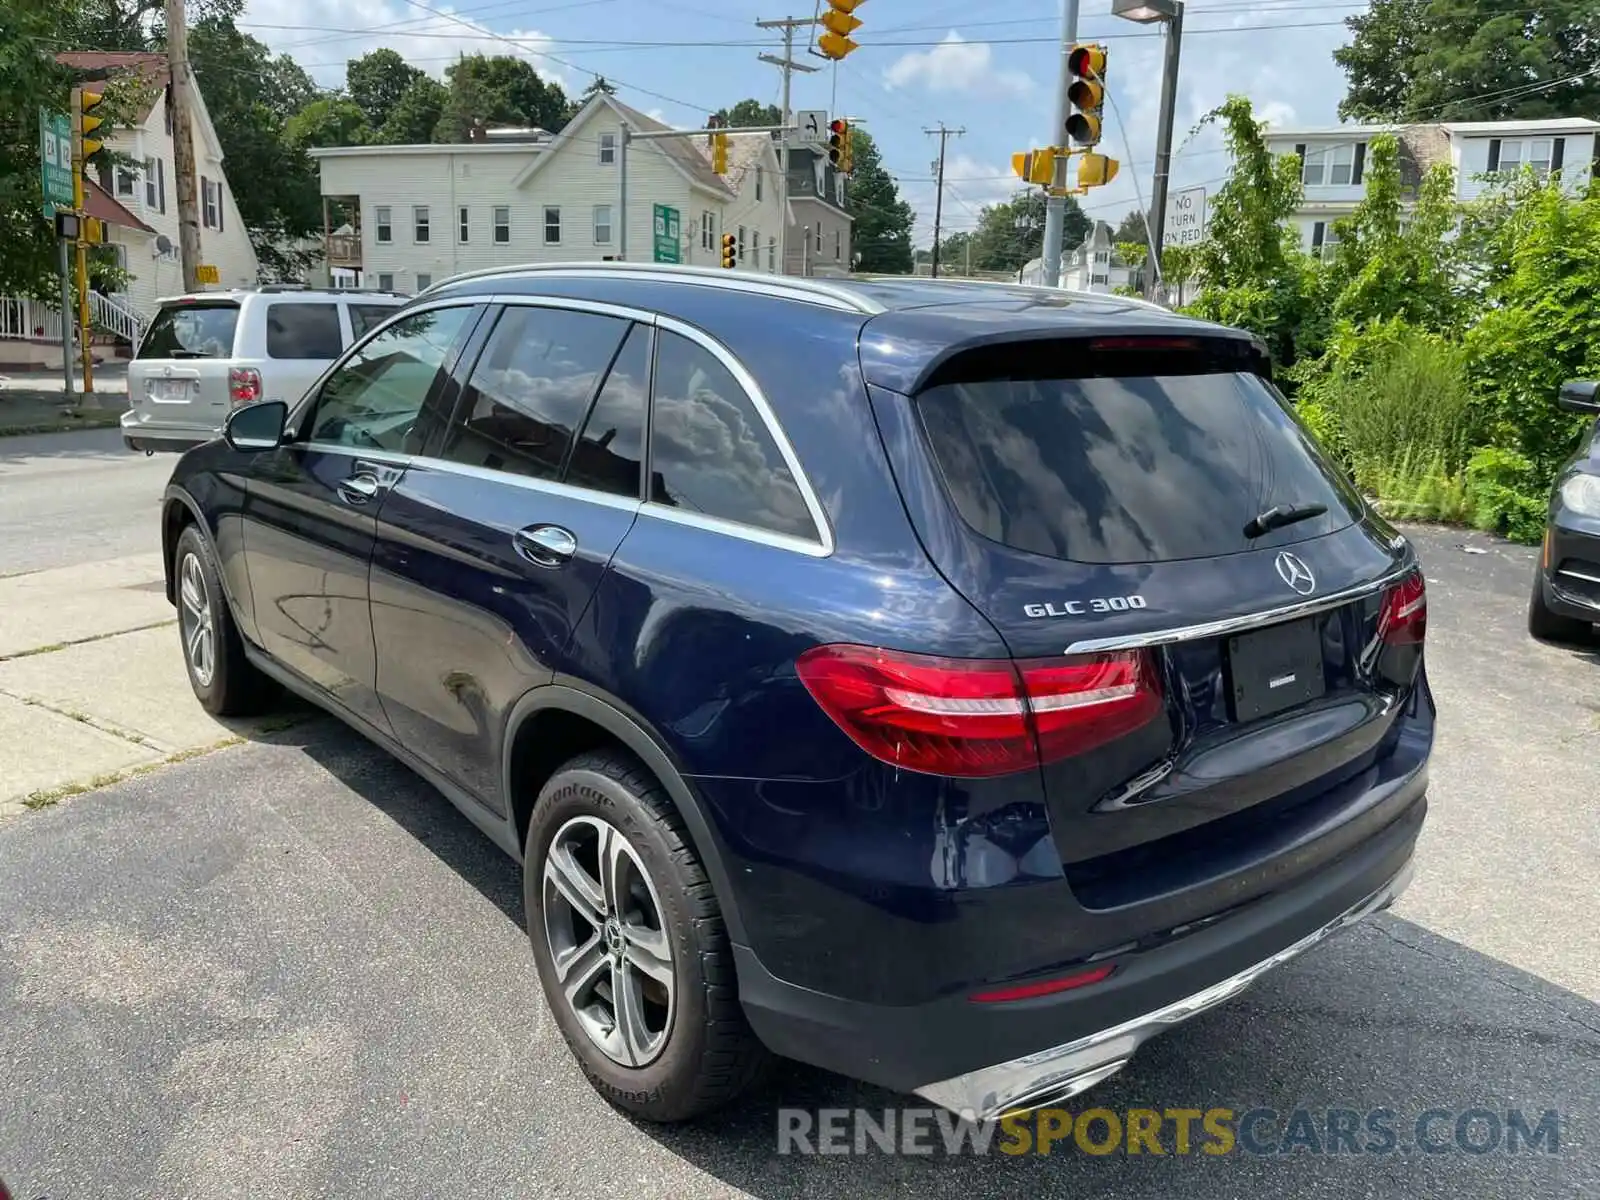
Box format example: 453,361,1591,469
582,75,617,99
346,49,422,132
846,128,913,274
434,54,568,141
378,75,448,144
934,230,975,274
1336,0,1600,121
969,190,1089,273
714,98,783,129
1184,95,1317,365
284,97,372,152
1113,208,1151,248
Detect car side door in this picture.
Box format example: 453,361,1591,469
367,299,650,812
240,302,483,733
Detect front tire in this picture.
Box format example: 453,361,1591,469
1528,570,1593,644
524,750,768,1122
173,524,277,716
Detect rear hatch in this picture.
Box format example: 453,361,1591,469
867,327,1428,911
127,299,241,431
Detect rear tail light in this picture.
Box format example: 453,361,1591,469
794,644,1164,779
228,367,262,406
1378,571,1427,646
969,963,1116,1003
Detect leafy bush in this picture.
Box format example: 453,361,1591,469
1367,449,1472,525
1294,399,1350,470
1464,447,1549,543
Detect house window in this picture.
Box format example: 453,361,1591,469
755,165,764,200
768,236,776,272
459,206,470,243
1311,221,1341,256
835,229,842,260
701,210,714,250
375,206,392,244
116,167,136,198
1496,138,1554,178
1304,143,1359,186
814,224,822,252
494,206,510,244
753,229,760,264
1328,143,1356,185
737,225,746,262
144,158,165,212
416,273,432,291
377,272,394,290
594,204,612,245
414,205,430,243
201,177,219,229
544,206,561,245
599,133,616,164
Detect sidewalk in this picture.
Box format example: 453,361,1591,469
0,370,129,436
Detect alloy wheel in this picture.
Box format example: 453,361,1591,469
542,815,675,1067
178,552,215,688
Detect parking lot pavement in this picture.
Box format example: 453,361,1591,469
1,523,1596,1199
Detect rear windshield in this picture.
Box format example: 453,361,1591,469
137,303,239,360
916,364,1362,564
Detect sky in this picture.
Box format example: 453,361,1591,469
236,0,1361,248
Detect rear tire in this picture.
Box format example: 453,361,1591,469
524,750,768,1122
173,524,278,717
1528,569,1593,644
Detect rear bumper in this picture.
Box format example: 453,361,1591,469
120,409,215,455
735,776,1426,1112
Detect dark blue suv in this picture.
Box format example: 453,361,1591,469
160,264,1432,1123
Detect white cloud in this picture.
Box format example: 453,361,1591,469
1257,100,1299,129
901,153,1031,247
883,33,1035,99
242,0,566,92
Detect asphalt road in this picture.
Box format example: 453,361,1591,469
0,429,169,576
1,526,1597,1199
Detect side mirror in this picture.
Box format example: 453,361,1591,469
223,399,287,452
1557,380,1600,414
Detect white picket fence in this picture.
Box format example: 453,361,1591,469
0,292,147,348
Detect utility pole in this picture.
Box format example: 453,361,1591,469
1041,0,1082,287
758,16,818,276
69,88,95,398
924,124,962,279
166,0,202,293
1146,2,1185,302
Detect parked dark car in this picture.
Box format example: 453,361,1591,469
1529,379,1600,643
159,264,1433,1123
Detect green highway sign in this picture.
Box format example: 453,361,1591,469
40,109,74,218
653,203,681,264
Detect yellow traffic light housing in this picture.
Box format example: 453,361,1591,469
1012,148,1058,187
818,0,865,60
1078,152,1120,189
720,232,737,269
828,119,850,169
76,87,107,163
1065,44,1107,146
711,129,730,174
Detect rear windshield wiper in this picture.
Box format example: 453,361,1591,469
1243,501,1328,539
168,348,211,359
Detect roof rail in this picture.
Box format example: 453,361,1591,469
417,260,885,315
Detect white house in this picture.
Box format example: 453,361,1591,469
310,93,789,294
59,51,258,318
1265,116,1600,254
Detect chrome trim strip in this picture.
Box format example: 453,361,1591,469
914,859,1414,1121
408,456,643,514
417,262,883,315
651,313,836,557
299,442,413,468
638,502,831,557
483,292,659,324
1555,567,1600,586
1064,565,1410,655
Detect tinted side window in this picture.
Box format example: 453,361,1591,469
307,306,474,453
265,303,343,359
137,303,238,359
440,306,629,481
566,324,649,498
350,303,400,339
648,330,815,540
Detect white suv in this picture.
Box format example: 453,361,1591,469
121,286,407,454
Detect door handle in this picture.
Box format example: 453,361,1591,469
337,473,381,504
513,524,577,568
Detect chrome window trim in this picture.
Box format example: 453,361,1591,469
410,456,643,514
484,292,657,325
1063,563,1412,656
638,502,830,558
650,312,835,557
298,443,412,468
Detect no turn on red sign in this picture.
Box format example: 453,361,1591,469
1165,186,1207,247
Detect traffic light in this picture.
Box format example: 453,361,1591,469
1065,44,1107,146
817,0,865,60
75,87,107,166
1078,152,1120,189
1011,148,1057,187
711,129,729,174
720,232,737,269
828,118,850,169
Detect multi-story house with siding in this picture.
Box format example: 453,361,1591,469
1264,116,1600,256
783,146,853,277
311,92,788,294
0,51,258,357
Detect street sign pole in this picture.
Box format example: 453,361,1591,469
57,239,75,404
41,108,77,403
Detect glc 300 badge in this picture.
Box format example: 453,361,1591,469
1024,595,1147,618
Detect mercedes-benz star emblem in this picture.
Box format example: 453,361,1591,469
1275,550,1316,595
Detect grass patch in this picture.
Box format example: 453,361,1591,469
0,619,177,662
18,735,246,810
0,409,124,438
